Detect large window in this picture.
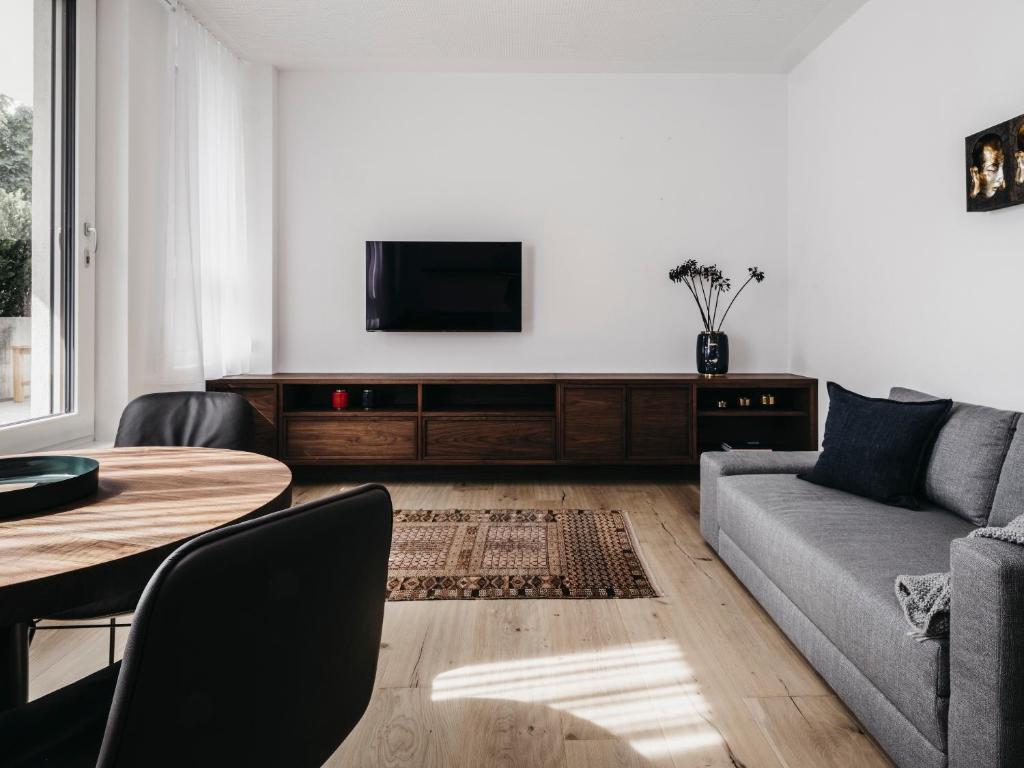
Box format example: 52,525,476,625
0,0,92,442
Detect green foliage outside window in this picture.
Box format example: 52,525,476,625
0,94,33,317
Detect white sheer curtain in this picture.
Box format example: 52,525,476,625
155,6,250,387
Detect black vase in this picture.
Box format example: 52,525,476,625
696,331,729,375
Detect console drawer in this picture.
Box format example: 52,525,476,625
424,417,555,460
284,416,418,460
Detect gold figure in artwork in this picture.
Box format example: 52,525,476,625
1016,125,1024,186
969,135,1006,199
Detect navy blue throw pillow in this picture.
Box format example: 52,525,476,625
799,382,952,508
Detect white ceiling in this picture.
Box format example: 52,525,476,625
183,0,868,73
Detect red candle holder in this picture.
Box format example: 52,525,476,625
332,389,349,410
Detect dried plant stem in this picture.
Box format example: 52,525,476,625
715,274,756,332
711,287,722,330
697,277,714,327
682,277,710,330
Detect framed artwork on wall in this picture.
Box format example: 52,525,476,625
966,114,1024,212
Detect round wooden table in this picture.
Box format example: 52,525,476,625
0,446,292,710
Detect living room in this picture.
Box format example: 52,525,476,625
0,0,1021,766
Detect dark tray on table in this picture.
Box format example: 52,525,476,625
0,456,99,518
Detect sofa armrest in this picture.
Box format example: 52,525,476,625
699,451,819,551
949,537,1024,768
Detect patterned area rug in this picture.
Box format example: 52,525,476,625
387,509,659,600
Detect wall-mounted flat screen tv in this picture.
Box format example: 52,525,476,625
366,241,522,332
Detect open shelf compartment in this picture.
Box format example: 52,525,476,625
697,416,811,453
697,386,810,416
421,383,556,414
282,383,418,413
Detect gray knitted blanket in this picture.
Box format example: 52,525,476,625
895,513,1024,640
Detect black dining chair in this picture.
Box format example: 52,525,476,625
112,390,254,450
0,484,393,768
32,391,256,663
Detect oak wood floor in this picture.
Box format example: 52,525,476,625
29,468,893,768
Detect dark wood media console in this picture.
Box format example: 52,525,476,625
207,373,818,466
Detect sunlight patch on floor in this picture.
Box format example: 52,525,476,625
431,640,721,759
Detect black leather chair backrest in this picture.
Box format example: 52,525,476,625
114,391,254,451
95,484,394,768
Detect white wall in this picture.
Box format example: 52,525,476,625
789,0,1024,424
277,72,789,373
242,62,277,374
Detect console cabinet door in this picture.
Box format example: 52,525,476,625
562,386,625,460
628,386,692,460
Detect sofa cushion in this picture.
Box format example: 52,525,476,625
799,382,951,508
717,474,974,750
891,387,1020,526
990,425,1024,527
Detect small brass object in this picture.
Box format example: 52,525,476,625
738,397,751,408
717,400,728,409
761,394,776,407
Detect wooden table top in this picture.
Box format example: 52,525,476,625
0,447,292,592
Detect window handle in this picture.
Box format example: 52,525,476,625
83,222,98,266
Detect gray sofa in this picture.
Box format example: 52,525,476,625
699,387,1024,768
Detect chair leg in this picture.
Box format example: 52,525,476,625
108,618,116,667
30,616,133,668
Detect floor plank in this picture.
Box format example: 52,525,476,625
564,739,649,768
28,620,129,699
745,695,892,768
329,688,567,768
27,467,893,768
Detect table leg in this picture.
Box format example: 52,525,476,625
0,622,28,711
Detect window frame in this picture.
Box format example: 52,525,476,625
0,0,95,453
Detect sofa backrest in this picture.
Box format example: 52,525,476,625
990,427,1024,527
890,387,1020,526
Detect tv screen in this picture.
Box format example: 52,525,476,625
366,241,522,332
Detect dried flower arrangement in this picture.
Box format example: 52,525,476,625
668,260,766,333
